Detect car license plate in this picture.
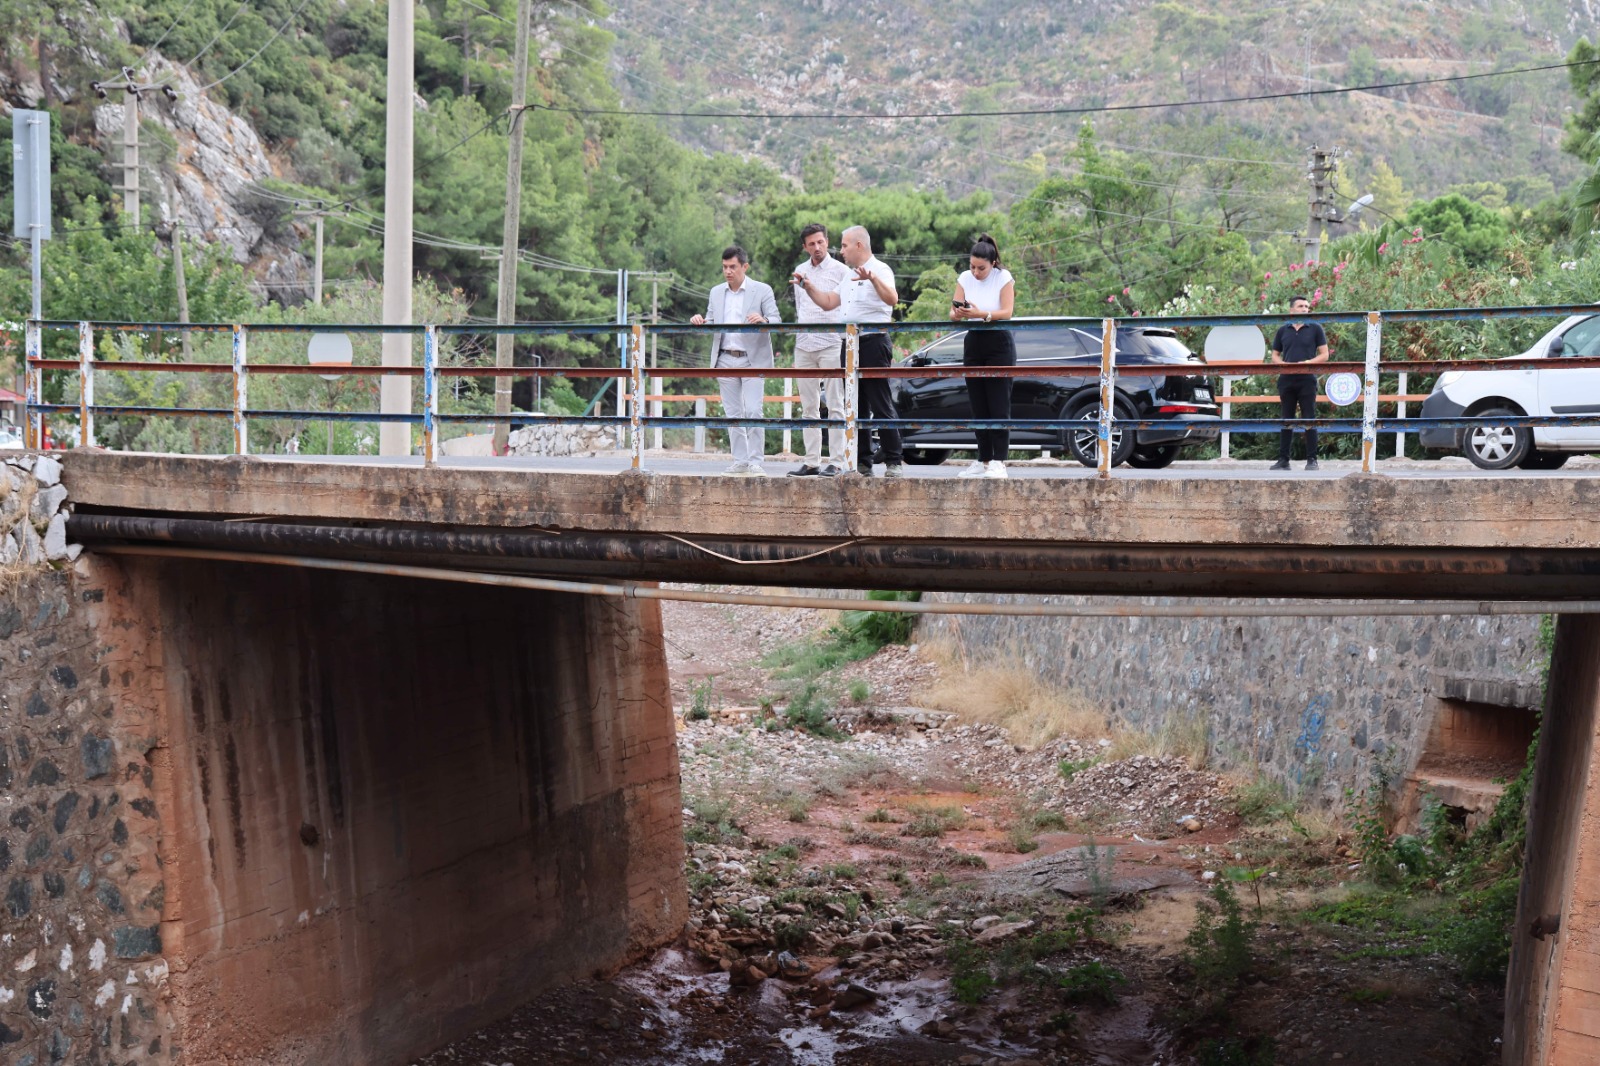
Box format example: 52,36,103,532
1193,388,1212,401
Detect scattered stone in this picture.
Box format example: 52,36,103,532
972,920,1033,944
832,983,879,1010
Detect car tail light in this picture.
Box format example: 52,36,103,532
1156,404,1204,414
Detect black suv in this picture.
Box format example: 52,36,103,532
888,324,1221,467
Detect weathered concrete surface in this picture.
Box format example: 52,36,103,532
1508,615,1600,1066
3,554,684,1066
58,451,1600,549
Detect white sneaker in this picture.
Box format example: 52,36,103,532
983,461,1008,479
957,461,986,478
723,460,751,476
746,462,769,477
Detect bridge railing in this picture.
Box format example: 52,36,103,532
21,304,1600,475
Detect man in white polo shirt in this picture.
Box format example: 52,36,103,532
807,225,902,477
789,223,851,477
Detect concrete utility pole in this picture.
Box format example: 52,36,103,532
1302,145,1338,265
493,0,534,454
379,0,416,457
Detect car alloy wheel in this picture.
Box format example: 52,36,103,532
1463,407,1531,470
1065,401,1135,467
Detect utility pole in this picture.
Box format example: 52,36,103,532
379,0,416,457
94,69,179,228
650,276,661,452
493,0,534,454
172,217,191,358
1302,145,1338,265
313,215,324,305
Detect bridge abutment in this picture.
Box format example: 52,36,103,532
1507,614,1600,1065
1,556,683,1065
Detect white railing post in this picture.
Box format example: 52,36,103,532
1219,377,1231,460
782,375,792,456
693,398,706,453
25,320,41,450
1098,317,1117,477
843,323,859,472
1361,311,1381,473
232,324,249,455
630,322,645,470
1395,370,1408,461
423,324,439,466
78,321,94,448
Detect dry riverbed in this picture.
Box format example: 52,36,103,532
417,596,1503,1066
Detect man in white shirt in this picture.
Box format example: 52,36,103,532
809,225,902,476
691,246,782,475
789,223,851,476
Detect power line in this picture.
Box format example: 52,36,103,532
170,0,251,72
518,56,1600,121
113,0,204,76
195,0,319,92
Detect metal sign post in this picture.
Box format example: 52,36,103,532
13,109,51,323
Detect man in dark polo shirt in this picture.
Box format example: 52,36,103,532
1269,294,1329,471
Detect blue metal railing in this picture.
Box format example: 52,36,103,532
21,304,1600,474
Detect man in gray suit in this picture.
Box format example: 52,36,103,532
691,245,782,475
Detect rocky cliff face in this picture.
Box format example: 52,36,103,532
90,56,311,301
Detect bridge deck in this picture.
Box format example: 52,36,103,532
60,451,1600,599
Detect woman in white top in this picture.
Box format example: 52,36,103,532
950,234,1016,478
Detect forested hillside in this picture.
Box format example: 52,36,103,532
7,0,1600,455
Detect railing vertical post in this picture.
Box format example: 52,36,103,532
422,324,439,466
1098,317,1117,478
693,398,706,453
1395,370,1408,461
1361,310,1381,473
630,322,645,470
1219,377,1231,460
24,320,41,450
78,321,95,448
232,324,249,456
782,375,792,457
843,323,859,472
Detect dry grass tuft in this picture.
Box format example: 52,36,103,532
1107,712,1210,767
918,639,1210,766
918,644,1106,749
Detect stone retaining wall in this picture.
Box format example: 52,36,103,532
0,564,172,1062
920,596,1546,808
506,421,616,457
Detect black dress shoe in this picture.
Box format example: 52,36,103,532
1270,459,1290,470
818,464,840,477
788,464,822,477
1304,458,1320,471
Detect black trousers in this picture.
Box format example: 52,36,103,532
856,333,902,465
964,329,1016,463
1278,375,1318,460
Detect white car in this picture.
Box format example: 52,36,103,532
1420,314,1600,469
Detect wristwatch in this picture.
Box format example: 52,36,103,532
984,312,992,323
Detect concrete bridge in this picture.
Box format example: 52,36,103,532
13,450,1600,1064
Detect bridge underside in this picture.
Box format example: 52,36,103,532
60,453,1600,600
91,552,684,1065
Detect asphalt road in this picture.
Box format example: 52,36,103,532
255,451,1600,479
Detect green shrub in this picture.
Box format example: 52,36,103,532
839,590,921,648
1055,961,1125,1006
1185,882,1256,990
686,678,718,722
